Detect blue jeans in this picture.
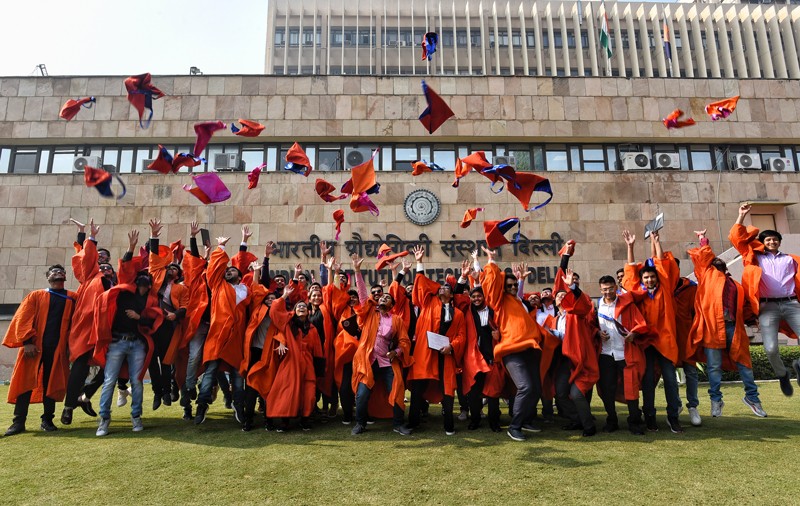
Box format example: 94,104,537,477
354,361,404,427
642,346,682,418
683,363,699,409
705,321,760,404
502,349,541,431
197,359,244,405
758,299,800,377
184,322,209,391
99,339,147,419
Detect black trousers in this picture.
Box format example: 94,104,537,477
554,357,595,431
467,372,500,428
408,354,454,432
456,373,468,412
244,347,263,422
14,346,56,423
503,349,541,431
339,363,355,422
148,321,174,397
64,351,104,408
598,354,642,426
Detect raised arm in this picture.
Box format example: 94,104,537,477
651,230,664,260
622,229,636,265
350,253,368,305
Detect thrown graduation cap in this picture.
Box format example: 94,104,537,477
315,178,348,203
231,119,265,137
411,159,445,176
193,121,226,157
421,32,438,61
146,145,175,174
333,209,345,241
83,165,127,200
643,212,665,240
59,97,95,121
170,239,184,264
375,243,410,271
478,165,553,211
172,153,202,172
663,109,695,129
460,207,484,229
284,142,313,176
124,73,164,129
705,96,740,121
248,164,265,189
419,80,454,134
341,151,381,216
484,218,521,249
451,158,471,188
183,173,231,204
461,151,493,171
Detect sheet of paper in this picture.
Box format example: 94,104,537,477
426,331,451,351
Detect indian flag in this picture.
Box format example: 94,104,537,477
599,4,612,58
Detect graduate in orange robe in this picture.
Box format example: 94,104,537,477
594,275,650,435
621,229,684,434
61,219,114,425
193,233,251,425
266,285,323,431
349,253,413,435
479,247,543,442
406,246,466,435
689,230,765,418
3,265,77,436
673,270,701,426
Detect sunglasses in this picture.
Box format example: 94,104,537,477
371,290,383,295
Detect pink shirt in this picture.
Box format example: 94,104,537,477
370,313,398,367
757,251,797,298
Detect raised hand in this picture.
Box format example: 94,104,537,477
275,342,288,356
241,225,252,243
282,284,295,299
460,259,472,278
401,256,412,271
149,218,163,238
190,221,201,237
89,218,100,238
203,245,211,261
320,240,332,261
480,246,497,263
694,229,707,238
264,241,275,257
350,253,364,272
128,230,139,251
622,230,636,246
412,245,425,262
217,236,230,247
69,218,85,232
294,263,303,278
562,268,574,287
739,203,751,218
250,261,263,272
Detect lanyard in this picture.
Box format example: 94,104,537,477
47,289,75,303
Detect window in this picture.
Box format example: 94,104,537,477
442,31,454,47
394,145,417,171
581,145,606,171
553,29,563,49
527,32,535,48
512,31,522,48
12,150,37,174
53,150,77,173
274,29,285,47
471,31,482,47
567,31,576,49
545,146,568,171
318,149,340,171
241,148,265,172
689,146,713,171
289,29,300,47
456,30,467,46
303,29,321,47
0,148,10,173
433,145,456,170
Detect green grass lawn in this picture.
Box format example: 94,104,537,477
0,382,798,505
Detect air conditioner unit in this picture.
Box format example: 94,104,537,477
398,41,409,47
654,152,680,169
493,155,517,167
387,40,399,47
732,153,759,170
214,153,243,171
73,155,102,172
768,157,792,172
344,147,373,169
621,152,651,170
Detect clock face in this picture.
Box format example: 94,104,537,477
404,189,441,226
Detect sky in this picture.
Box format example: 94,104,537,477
0,0,269,77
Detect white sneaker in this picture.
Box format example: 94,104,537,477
457,410,469,422
742,397,767,418
96,418,110,437
131,416,144,432
711,400,724,417
688,407,702,427
117,388,130,408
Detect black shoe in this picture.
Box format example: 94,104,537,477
162,393,172,407
5,421,25,436
224,394,233,410
194,403,208,425
467,421,481,430
666,417,684,434
629,424,645,436
507,428,527,442
779,373,794,397
171,383,180,403
189,387,197,401
153,395,162,411
582,426,597,437
40,419,58,432
242,419,253,432
645,415,659,432
602,423,619,433
78,398,97,417
489,423,502,433
265,420,276,431
351,423,365,435
60,407,73,425
182,406,193,421
561,422,583,431
179,392,190,408
522,422,542,433
300,418,311,431
393,425,412,436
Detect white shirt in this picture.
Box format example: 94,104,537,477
233,284,248,306
476,306,490,327
598,298,625,360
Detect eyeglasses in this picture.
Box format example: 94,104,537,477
99,266,113,271
371,290,383,295
49,269,66,275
